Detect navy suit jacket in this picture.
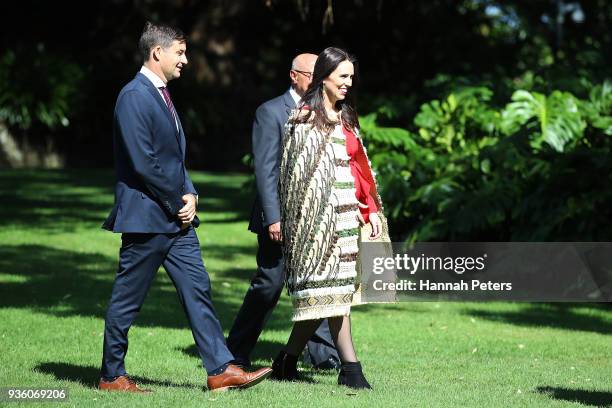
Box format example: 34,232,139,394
248,90,295,234
102,72,199,233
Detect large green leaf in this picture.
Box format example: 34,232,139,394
501,89,585,152
581,81,612,135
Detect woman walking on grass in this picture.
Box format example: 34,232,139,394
274,46,390,390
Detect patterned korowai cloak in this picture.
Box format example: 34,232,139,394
279,111,392,321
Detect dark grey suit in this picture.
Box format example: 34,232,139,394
227,90,339,368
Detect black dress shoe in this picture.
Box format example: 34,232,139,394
231,358,251,370
271,350,299,381
338,361,372,390
314,356,341,370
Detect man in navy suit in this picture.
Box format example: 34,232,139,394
100,21,271,393
226,53,340,370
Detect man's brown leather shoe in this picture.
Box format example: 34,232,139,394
98,375,152,393
207,364,272,392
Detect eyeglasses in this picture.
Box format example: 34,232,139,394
293,70,313,79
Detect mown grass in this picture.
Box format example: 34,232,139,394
0,169,610,407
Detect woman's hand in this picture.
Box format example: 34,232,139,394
356,202,368,226
369,212,383,240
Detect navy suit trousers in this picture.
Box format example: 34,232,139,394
101,227,233,377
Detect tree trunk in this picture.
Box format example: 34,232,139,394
0,121,24,167
0,121,64,168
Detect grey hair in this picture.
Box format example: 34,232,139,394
138,21,185,63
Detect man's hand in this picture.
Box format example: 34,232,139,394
369,212,383,240
178,194,197,225
268,222,282,243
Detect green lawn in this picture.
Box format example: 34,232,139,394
0,169,610,408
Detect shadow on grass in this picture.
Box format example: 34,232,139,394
535,386,612,407
194,178,252,221
0,169,113,232
0,245,114,317
0,169,252,231
34,362,201,389
201,243,258,265
352,303,428,313
178,342,320,384
463,304,612,335
180,338,286,364
182,337,338,382
0,244,296,332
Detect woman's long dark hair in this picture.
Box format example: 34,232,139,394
292,47,359,132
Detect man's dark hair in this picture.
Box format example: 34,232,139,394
138,21,185,63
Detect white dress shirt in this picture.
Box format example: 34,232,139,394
139,66,179,131
289,87,301,106
139,66,196,204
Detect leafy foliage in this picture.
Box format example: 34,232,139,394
0,48,83,130
361,82,612,242
580,81,612,136
501,90,585,152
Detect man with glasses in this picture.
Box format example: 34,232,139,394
227,53,340,371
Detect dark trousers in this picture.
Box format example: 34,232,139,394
101,227,234,377
226,232,339,367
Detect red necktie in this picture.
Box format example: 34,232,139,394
159,86,177,124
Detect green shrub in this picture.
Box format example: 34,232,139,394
0,47,83,130
361,81,612,242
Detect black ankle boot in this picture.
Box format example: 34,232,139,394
338,361,372,390
271,350,299,381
